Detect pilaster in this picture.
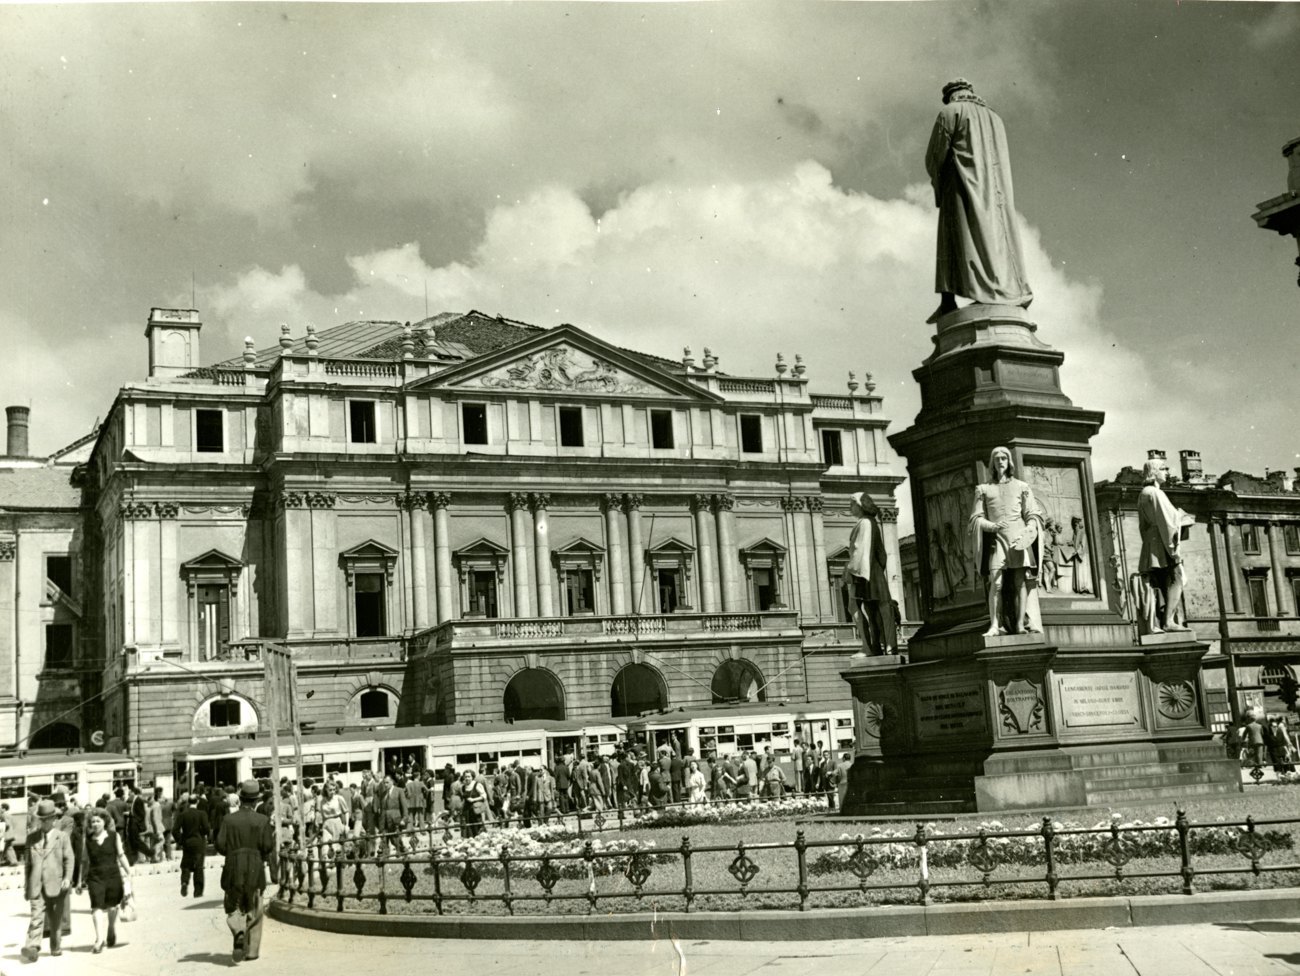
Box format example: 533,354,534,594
406,493,430,629
508,493,532,618
307,491,338,634
624,494,645,614
808,496,832,622
693,494,720,613
431,493,453,624
532,493,554,617
714,493,740,611
604,494,628,615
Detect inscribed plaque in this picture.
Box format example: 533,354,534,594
1058,673,1141,729
914,686,987,736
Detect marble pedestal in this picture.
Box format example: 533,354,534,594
841,305,1239,814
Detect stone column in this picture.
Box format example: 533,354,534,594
714,493,740,611
807,496,832,622
624,494,645,613
532,493,554,617
1267,522,1292,615
693,493,720,613
430,492,454,624
785,496,815,620
603,493,628,615
509,493,533,618
275,492,312,637
157,502,180,645
307,492,338,634
1221,517,1242,613
0,538,16,698
408,493,430,629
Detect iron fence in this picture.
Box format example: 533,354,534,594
272,808,1300,917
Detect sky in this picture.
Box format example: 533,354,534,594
1,1,1297,529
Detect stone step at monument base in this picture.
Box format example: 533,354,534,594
849,797,979,817
1085,781,1240,806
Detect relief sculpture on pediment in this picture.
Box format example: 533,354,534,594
477,346,653,395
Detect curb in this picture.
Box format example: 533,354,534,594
267,887,1300,941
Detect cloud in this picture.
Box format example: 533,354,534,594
1246,4,1300,49
202,160,1186,532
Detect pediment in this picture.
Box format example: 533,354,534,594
454,537,510,559
553,537,606,556
340,540,399,561
408,325,721,403
180,549,243,573
647,536,696,555
826,545,849,562
739,537,788,557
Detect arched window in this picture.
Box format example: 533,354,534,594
711,659,766,704
611,663,667,718
29,722,80,750
193,692,258,739
503,669,566,722
360,690,391,719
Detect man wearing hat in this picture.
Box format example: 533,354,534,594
216,779,277,964
22,798,75,962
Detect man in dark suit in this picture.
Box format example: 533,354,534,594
22,799,75,962
216,780,276,964
175,794,212,898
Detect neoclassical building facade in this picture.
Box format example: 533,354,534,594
81,309,904,780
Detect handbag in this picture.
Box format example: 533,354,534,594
118,892,137,923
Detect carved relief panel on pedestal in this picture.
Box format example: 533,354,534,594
1025,462,1094,599
920,466,980,611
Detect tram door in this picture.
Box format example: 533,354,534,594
548,736,581,767
650,726,689,756
381,745,427,779
191,758,239,791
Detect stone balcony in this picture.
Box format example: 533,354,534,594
122,635,406,672
416,609,801,653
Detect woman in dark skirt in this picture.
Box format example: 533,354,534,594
78,809,132,952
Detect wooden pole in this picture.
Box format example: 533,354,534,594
262,641,283,849
286,656,308,850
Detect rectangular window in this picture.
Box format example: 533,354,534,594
209,699,242,728
349,400,377,444
1242,522,1262,554
354,573,386,637
1291,577,1300,617
44,624,74,670
820,429,843,467
558,406,584,447
462,403,488,445
196,584,231,660
1285,524,1300,555
195,409,223,453
45,555,73,597
657,568,681,613
469,570,499,618
740,415,763,454
650,409,674,449
563,568,595,615
752,567,777,611
1247,574,1270,617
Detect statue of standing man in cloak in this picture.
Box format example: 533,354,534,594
925,79,1033,323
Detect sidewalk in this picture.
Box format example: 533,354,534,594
1,869,1295,975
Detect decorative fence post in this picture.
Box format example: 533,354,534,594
431,853,444,915
583,839,597,915
681,835,695,913
795,829,810,912
1040,817,1059,900
1175,808,1196,895
501,846,515,915
913,823,930,905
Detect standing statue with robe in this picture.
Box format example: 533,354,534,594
1137,458,1190,635
925,79,1033,323
970,446,1044,637
842,493,896,655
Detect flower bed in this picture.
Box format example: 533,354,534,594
809,815,1294,875
622,795,829,830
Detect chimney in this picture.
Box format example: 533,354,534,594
1179,449,1202,482
5,406,30,457
1146,449,1167,461
1266,469,1292,492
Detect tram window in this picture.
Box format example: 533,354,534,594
326,762,349,774
349,761,373,772
837,737,854,750
772,723,789,735
1,777,24,799
836,718,853,728
54,772,78,791
737,734,754,750
699,735,717,754
718,726,734,735
456,753,477,765
303,764,324,780
252,766,272,780
27,783,54,798
700,726,716,736
522,749,542,758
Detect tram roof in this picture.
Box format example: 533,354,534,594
627,700,851,727
179,718,627,758
0,751,136,770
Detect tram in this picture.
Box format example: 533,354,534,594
625,700,855,760
175,718,626,792
0,751,140,837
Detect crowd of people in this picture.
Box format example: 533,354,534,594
12,736,853,964
1225,708,1296,774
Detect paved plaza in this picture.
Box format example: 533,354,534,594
0,869,1295,976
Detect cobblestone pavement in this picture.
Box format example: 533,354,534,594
1,868,1296,975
